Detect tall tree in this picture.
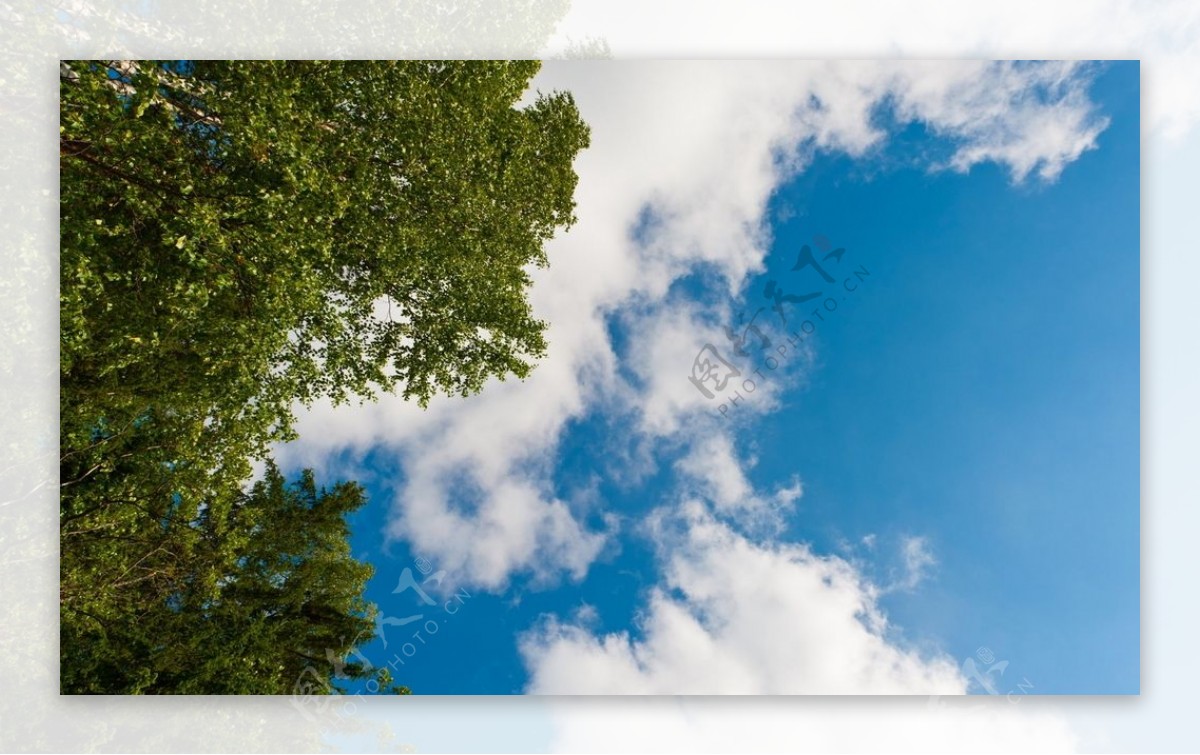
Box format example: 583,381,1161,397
61,59,589,507
59,60,589,693
61,463,394,694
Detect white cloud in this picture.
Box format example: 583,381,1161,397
888,61,1109,181
675,435,755,512
284,61,1112,590
621,300,743,437
521,500,966,694
674,433,801,532
394,465,612,591
891,534,938,592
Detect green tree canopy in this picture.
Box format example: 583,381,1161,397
61,59,589,499
59,60,589,694
61,463,390,694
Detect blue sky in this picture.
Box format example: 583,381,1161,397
280,61,1138,696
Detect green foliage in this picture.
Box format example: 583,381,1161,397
61,463,376,694
59,60,589,694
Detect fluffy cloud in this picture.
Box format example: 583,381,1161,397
674,433,801,531
284,61,1111,590
521,500,966,694
393,464,611,591
888,61,1109,181
618,298,801,439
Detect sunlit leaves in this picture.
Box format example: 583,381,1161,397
59,60,589,693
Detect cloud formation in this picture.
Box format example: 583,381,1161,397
284,61,1111,591
889,61,1109,181
521,500,966,694
674,433,801,532
892,534,938,592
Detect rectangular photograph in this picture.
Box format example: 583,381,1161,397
59,59,1139,696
